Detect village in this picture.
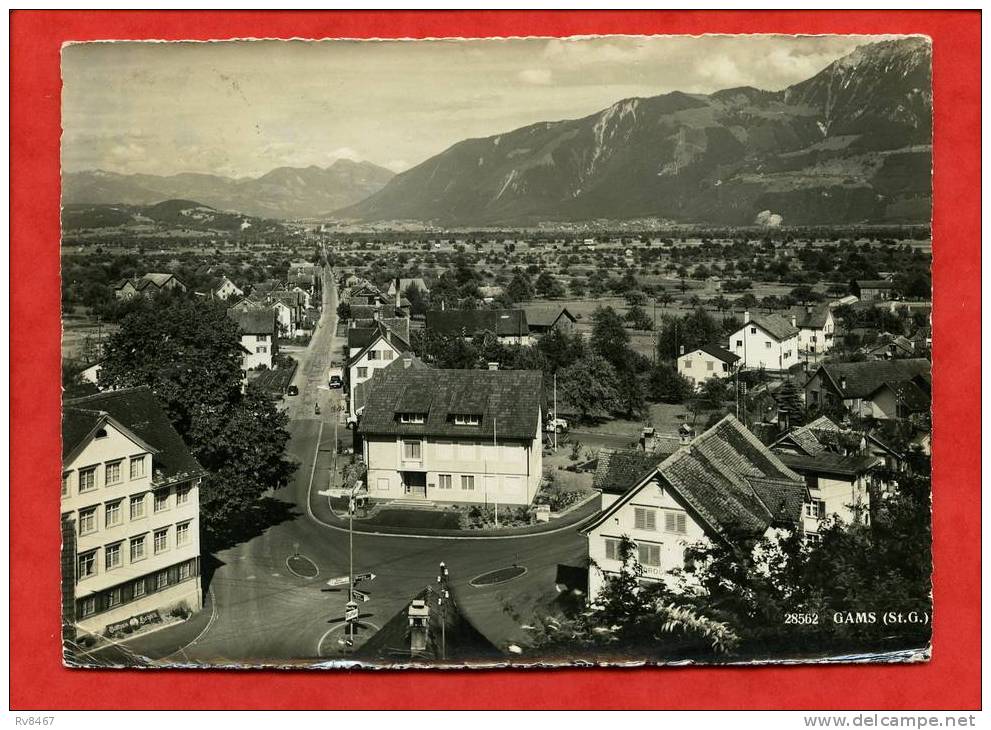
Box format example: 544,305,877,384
60,226,933,664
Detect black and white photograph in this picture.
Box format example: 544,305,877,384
59,33,933,668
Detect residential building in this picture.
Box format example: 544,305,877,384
583,415,806,598
677,344,739,385
387,277,430,298
728,311,800,372
804,359,931,420
426,309,533,346
347,323,412,418
867,334,916,360
854,279,896,302
359,368,544,506
62,387,204,637
112,273,187,300
789,305,835,354
288,261,322,293
518,305,577,336
213,276,243,301
351,354,430,422
227,308,277,372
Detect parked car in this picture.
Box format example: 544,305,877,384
328,374,344,389
286,385,299,396
545,416,569,433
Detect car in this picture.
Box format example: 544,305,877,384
545,416,569,434
329,375,343,389
286,385,299,396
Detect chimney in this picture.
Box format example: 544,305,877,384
791,315,797,328
679,345,685,356
840,377,847,390
441,300,445,311
373,309,380,321
403,357,412,369
744,310,751,324
487,362,499,371
395,283,401,310
678,422,695,445
408,599,429,656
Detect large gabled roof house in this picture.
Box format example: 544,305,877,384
788,305,836,354
227,307,277,373
728,311,800,372
804,358,931,421
112,273,187,300
359,367,544,506
518,305,577,335
62,387,205,638
583,414,806,598
387,277,430,297
346,322,413,419
677,343,739,385
426,309,532,346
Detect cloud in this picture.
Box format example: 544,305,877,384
328,146,361,162
518,68,552,85
385,159,409,172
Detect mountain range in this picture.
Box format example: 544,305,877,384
339,37,932,226
62,159,395,220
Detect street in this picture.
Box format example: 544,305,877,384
106,256,586,665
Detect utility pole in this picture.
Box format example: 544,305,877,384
493,417,499,527
436,562,449,660
553,374,558,452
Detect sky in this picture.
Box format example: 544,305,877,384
61,34,892,179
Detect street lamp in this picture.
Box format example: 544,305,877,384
437,562,450,660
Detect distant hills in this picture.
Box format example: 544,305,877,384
62,159,395,220
338,38,932,226
61,199,284,234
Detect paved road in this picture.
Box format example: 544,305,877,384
111,258,587,665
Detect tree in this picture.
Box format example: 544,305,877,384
624,304,653,331
402,283,429,317
506,272,534,303
535,271,564,299
336,301,351,322
568,277,587,298
98,299,296,540
647,362,693,404
590,306,630,370
689,377,730,424
557,353,622,422
513,537,740,660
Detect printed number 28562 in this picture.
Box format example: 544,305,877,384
784,613,819,625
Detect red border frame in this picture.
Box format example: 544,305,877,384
11,10,980,710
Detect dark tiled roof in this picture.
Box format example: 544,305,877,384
814,358,931,399
353,355,429,414
348,327,379,351
692,343,740,364
519,305,576,329
349,322,412,365
585,415,805,544
857,279,895,289
63,387,204,485
881,380,930,413
778,451,881,478
789,305,831,329
593,449,662,495
360,368,542,441
426,309,530,338
747,313,800,341
227,308,276,335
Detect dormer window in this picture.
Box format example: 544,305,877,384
453,414,481,426
399,413,426,424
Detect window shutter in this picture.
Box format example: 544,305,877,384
637,543,648,564
664,511,676,532
634,508,645,530
677,513,686,534
645,509,656,531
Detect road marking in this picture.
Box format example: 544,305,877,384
307,420,325,497
285,553,320,580
158,585,218,665
316,620,381,658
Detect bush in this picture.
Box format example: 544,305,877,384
169,601,192,620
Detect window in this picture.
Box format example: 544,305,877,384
399,413,425,424
664,511,687,534
809,389,820,404
633,507,656,531
78,507,97,535
438,474,452,490
179,562,192,580
154,489,170,513
133,579,146,598
805,500,826,519
683,359,692,369
105,543,122,571
604,538,621,561
154,528,169,554
367,350,380,360
706,361,714,372
765,341,772,349
79,596,96,617
105,461,122,486
95,427,108,439
79,467,97,493
256,345,268,353
130,494,146,520
735,339,743,348
750,327,757,335
78,550,97,580
461,475,475,491
403,440,422,460
383,350,394,361
156,571,169,590
454,414,481,426
637,542,662,567
356,367,368,378
176,485,191,506
805,532,822,546
257,334,268,342
105,500,123,528
130,456,145,480
130,535,146,563
176,521,191,547
62,472,70,497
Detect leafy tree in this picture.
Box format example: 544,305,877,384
624,304,653,331
689,377,730,424
624,289,648,306
557,353,622,422
568,277,587,298
590,306,631,370
535,271,564,299
506,272,534,303
536,328,587,375
336,301,351,322
402,283,429,317
647,362,693,404
98,299,296,541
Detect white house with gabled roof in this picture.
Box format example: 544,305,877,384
729,311,800,372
